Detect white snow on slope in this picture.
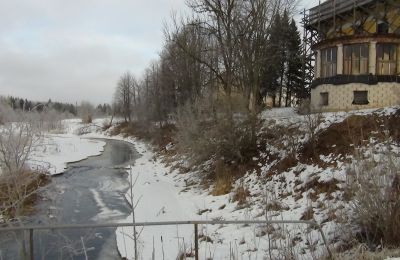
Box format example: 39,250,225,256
15,109,399,259
30,133,105,175
114,139,324,260
112,106,400,259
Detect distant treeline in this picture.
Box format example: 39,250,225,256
1,96,111,116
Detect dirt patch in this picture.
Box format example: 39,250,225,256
299,111,400,165
295,177,341,199
267,155,298,175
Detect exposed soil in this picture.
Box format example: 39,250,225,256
264,109,400,176
299,110,400,165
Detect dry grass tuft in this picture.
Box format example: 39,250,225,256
232,185,250,205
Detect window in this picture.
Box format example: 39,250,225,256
353,91,369,105
377,22,389,34
320,92,329,106
321,47,337,78
343,44,369,75
377,43,397,75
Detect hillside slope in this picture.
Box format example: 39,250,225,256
102,107,400,259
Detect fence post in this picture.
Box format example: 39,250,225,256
194,223,199,260
29,229,34,260
315,223,333,259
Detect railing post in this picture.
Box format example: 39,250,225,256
29,228,34,260
194,223,199,260
315,223,333,259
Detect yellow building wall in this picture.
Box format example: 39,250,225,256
311,83,400,112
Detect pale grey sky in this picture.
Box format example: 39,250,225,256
0,0,319,105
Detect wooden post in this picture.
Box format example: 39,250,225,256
316,224,333,259
29,229,34,260
194,224,199,260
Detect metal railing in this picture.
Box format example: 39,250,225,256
1,219,333,260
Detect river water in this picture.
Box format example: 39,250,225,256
0,139,137,260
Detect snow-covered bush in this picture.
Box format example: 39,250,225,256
0,121,44,219
348,150,400,247
78,101,95,123
0,122,39,175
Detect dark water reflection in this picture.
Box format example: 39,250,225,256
0,139,137,260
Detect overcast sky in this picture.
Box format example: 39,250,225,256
0,0,319,105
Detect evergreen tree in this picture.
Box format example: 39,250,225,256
261,13,283,107
261,11,305,107
285,18,304,106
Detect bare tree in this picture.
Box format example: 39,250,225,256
174,0,240,98
78,101,95,123
0,98,18,125
114,72,137,123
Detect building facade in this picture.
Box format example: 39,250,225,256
307,0,400,111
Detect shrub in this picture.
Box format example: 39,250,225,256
210,159,233,195
232,184,250,205
0,122,39,175
348,151,400,247
0,169,49,219
78,101,95,123
296,98,312,115
174,93,258,166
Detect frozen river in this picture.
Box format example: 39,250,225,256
0,139,137,260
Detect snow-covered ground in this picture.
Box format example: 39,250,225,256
30,133,105,175
112,139,329,260
111,106,400,260
28,119,106,175
8,108,398,259
113,140,321,260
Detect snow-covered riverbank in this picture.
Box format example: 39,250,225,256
33,117,325,259
27,109,400,260
30,133,106,175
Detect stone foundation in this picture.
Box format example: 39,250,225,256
310,82,400,112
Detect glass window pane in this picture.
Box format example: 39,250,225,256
356,45,362,58
320,47,337,78
377,45,383,60
361,45,368,58
344,46,352,59
353,59,360,74
344,60,351,74
353,91,369,105
376,43,398,75
390,45,396,60
384,47,390,60
361,58,368,74
390,62,396,74
343,44,368,75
